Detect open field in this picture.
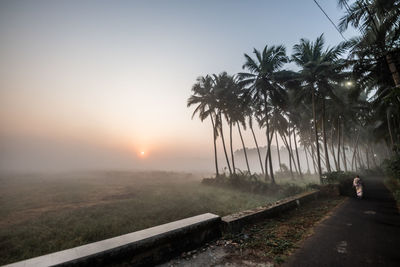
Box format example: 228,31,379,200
0,171,313,265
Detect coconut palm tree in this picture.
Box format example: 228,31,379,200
213,72,234,175
292,34,348,181
223,75,252,174
187,75,220,176
338,0,400,87
239,45,289,184
338,0,400,153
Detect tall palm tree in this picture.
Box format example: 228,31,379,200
213,72,234,175
292,34,348,181
239,45,289,184
187,75,220,176
224,75,252,174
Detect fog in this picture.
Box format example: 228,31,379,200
0,134,214,173
0,132,347,175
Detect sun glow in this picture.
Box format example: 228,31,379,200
138,150,147,158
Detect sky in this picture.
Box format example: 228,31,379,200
0,0,358,172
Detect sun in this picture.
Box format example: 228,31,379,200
140,151,145,156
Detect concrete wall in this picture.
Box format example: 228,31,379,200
221,190,320,233
5,213,221,267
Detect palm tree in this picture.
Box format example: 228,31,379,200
213,72,234,175
338,0,400,153
224,75,252,174
187,75,220,176
239,45,289,184
292,34,348,181
338,0,400,87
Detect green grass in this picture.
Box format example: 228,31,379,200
0,171,300,265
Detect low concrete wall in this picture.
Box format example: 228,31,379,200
221,190,320,233
5,213,221,267
5,190,326,266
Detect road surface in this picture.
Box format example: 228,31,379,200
284,176,400,267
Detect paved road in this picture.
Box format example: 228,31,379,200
284,176,400,267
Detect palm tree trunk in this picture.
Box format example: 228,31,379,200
275,132,282,172
304,145,311,174
229,121,236,174
337,117,341,172
210,114,219,177
351,133,360,171
356,147,365,169
293,127,303,178
315,141,327,168
219,114,232,175
322,97,331,172
265,111,275,184
358,147,365,168
309,143,318,174
265,129,275,177
288,124,300,175
264,150,269,180
238,124,251,174
281,133,294,179
250,125,264,174
387,109,395,153
330,127,338,171
370,146,378,167
386,53,400,87
312,90,323,182
342,133,348,172
385,140,392,158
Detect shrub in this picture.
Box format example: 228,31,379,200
202,172,305,197
321,171,355,185
321,171,356,196
383,154,400,180
306,183,321,190
278,183,305,197
382,154,400,205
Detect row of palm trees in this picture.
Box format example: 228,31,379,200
188,0,400,184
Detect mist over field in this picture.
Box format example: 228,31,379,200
0,131,376,175
0,135,333,174
0,135,214,173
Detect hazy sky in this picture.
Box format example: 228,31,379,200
0,0,358,172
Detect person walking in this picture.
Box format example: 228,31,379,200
353,175,363,199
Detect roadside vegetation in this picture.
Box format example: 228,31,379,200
202,172,320,197
383,154,400,205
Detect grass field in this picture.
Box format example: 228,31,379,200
0,170,314,265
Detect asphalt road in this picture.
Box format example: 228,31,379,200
284,176,400,267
